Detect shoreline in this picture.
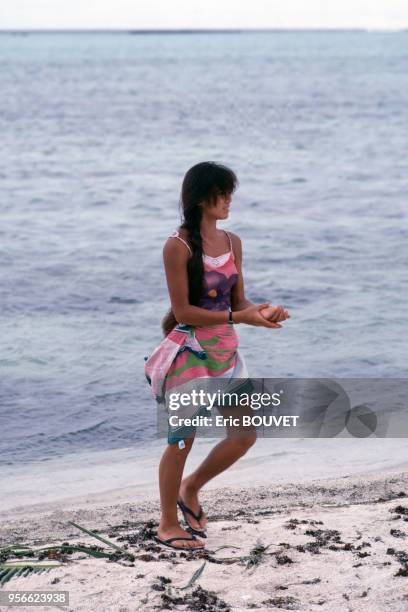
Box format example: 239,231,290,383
0,464,406,547
2,436,407,514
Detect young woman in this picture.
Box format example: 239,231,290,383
145,161,289,551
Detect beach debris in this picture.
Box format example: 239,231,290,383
386,547,408,577
304,528,342,544
275,576,321,590
276,554,294,566
0,543,33,563
391,505,408,516
67,520,135,561
0,542,112,561
386,548,408,563
261,595,300,609
0,563,60,586
390,528,406,539
220,525,240,531
169,585,231,611
244,540,273,572
305,527,345,552
0,540,117,586
301,577,321,585
285,519,301,530
355,541,371,549
119,529,243,566
115,519,158,546
136,553,156,562
295,542,320,554
180,561,207,590
149,573,231,611
294,525,351,556
211,545,241,554
152,575,172,591
284,518,323,530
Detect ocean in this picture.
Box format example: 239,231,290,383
0,31,407,501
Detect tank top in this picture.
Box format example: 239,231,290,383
168,229,239,311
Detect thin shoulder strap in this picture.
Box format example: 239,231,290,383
224,230,235,260
168,230,192,256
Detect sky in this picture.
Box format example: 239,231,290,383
0,0,407,30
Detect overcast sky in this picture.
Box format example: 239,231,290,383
0,0,407,30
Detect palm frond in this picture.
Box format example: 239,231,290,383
0,564,59,586
179,561,207,590
67,520,134,560
2,543,112,560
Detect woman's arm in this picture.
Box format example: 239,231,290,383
163,238,231,326
163,236,283,328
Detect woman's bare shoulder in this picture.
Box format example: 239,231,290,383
227,231,242,247
163,226,191,258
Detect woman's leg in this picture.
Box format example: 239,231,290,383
157,433,204,549
179,406,257,531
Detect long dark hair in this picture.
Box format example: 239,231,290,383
162,161,239,336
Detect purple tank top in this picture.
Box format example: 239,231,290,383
169,230,239,311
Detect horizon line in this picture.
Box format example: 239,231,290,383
1,27,407,34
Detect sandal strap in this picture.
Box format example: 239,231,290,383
178,499,204,523
163,536,196,544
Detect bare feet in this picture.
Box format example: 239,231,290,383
156,523,205,549
179,477,208,533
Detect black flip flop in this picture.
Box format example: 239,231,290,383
177,498,207,538
153,534,204,551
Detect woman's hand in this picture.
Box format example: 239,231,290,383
234,303,285,328
260,304,290,323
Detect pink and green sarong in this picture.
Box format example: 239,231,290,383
144,322,251,446
144,230,252,446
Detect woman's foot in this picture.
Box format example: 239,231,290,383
156,523,205,549
178,478,208,533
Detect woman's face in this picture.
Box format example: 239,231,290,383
202,192,232,220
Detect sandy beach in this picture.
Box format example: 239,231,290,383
1,464,407,611
2,21,408,612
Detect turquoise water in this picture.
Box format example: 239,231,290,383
1,31,407,467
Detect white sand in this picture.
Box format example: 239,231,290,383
1,465,407,611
